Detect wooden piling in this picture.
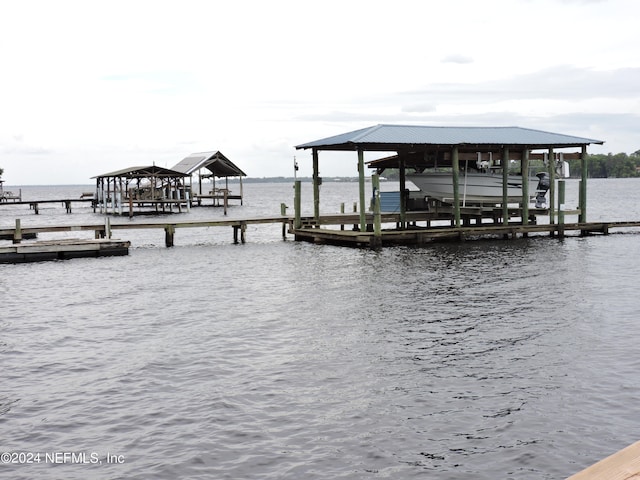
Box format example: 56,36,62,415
294,181,302,230
280,203,288,238
579,144,588,224
502,147,509,225
13,219,21,244
372,174,382,244
558,179,566,237
357,149,366,232
451,146,461,228
164,225,175,247
313,148,320,223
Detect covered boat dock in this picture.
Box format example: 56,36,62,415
171,151,246,207
93,165,191,216
293,124,604,247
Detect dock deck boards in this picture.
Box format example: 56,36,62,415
568,441,640,479
1,214,640,250
0,238,131,263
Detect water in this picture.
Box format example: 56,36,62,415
1,179,640,479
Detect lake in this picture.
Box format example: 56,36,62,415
1,178,640,479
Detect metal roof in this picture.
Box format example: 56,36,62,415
295,124,604,151
93,165,190,179
172,151,246,177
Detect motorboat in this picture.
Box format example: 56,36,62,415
406,171,550,206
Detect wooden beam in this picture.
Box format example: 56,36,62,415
567,441,640,480
358,149,366,232
451,146,461,227
312,148,320,222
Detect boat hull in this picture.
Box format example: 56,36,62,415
406,172,540,204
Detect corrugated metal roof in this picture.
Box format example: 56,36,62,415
172,151,246,177
295,124,604,150
93,165,190,179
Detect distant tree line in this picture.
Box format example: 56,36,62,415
567,150,640,178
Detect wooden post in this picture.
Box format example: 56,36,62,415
558,179,566,238
164,225,175,247
312,148,320,223
451,146,461,228
502,147,509,225
548,148,556,231
105,217,112,239
13,218,22,244
280,203,287,238
399,156,407,229
579,145,588,225
357,149,366,232
233,225,239,244
129,191,134,218
224,190,228,216
521,148,530,230
294,180,301,230
340,202,345,230
240,223,246,244
372,174,382,244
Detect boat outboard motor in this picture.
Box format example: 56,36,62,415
535,172,550,208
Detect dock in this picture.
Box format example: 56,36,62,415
567,440,640,479
292,217,640,247
0,238,131,263
2,213,640,252
0,198,95,214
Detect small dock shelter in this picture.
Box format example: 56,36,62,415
93,165,191,216
294,124,604,246
171,151,246,206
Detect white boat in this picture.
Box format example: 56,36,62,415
406,171,545,205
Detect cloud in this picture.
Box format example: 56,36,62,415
441,54,474,64
402,104,438,113
405,65,640,103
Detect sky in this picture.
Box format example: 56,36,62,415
0,0,638,185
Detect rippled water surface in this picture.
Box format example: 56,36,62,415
1,179,640,479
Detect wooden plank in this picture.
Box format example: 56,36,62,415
567,441,640,480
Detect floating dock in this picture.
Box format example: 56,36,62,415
0,238,131,263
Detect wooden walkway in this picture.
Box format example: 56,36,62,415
292,219,640,247
0,216,291,247
567,440,640,479
0,198,95,214
2,214,640,249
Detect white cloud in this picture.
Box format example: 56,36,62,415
441,54,474,64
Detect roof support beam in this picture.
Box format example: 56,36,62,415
313,149,320,222
522,149,530,228
399,156,407,229
579,145,588,224
452,146,461,228
358,149,366,232
548,147,556,229
502,147,509,224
